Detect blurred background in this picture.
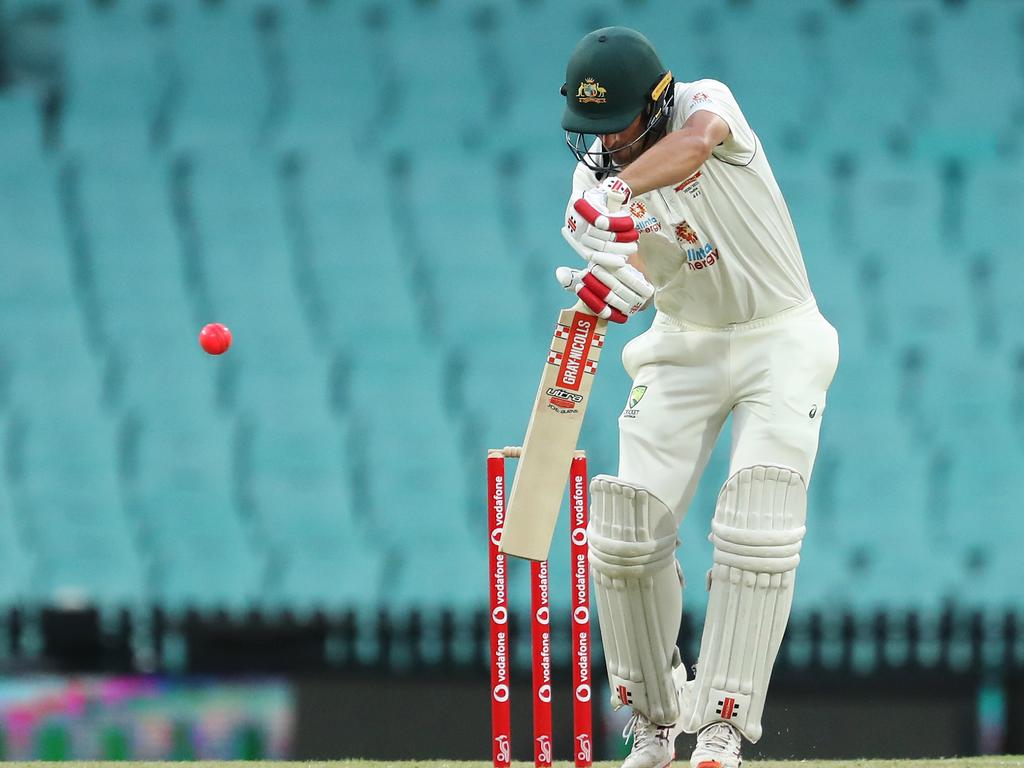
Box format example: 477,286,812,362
1,0,1024,761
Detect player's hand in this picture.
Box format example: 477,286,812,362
561,177,639,270
555,263,654,324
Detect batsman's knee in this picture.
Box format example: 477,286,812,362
711,464,807,572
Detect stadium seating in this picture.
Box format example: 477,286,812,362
1,0,1023,672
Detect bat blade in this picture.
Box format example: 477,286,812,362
499,304,607,561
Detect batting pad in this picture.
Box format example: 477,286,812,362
679,465,807,742
588,475,683,725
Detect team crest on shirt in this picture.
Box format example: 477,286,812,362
577,78,607,104
622,385,647,419
675,220,700,245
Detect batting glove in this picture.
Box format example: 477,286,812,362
555,263,654,324
561,177,639,270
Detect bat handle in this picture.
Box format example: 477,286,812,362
572,189,625,316
605,188,626,214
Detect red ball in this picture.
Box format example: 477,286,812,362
199,323,232,355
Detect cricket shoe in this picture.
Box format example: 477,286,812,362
620,711,679,768
689,721,742,768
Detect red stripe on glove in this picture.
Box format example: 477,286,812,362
573,199,636,233
582,271,611,301
577,284,628,324
576,284,605,315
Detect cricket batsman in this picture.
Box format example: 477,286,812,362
556,27,840,768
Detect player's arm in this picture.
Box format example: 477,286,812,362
618,111,732,197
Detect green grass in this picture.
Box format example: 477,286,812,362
7,760,1024,768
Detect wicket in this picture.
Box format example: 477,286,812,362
488,447,592,768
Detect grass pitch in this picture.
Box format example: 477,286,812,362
9,760,1024,768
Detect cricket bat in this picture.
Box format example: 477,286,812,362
498,301,607,561
499,193,629,561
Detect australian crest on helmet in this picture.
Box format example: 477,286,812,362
577,77,607,104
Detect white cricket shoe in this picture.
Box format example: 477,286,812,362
689,721,742,768
620,711,678,768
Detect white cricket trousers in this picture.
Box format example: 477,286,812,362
618,299,840,523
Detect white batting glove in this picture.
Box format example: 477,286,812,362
555,263,654,324
561,177,639,271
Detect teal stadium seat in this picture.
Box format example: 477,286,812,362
275,0,379,152
962,161,1024,348
62,2,155,155
188,149,331,411
245,411,384,616
773,159,836,272
127,413,259,615
1,0,1023,651
14,407,144,609
73,154,220,413
0,86,40,159
932,2,1020,160
165,2,267,151
0,142,101,412
406,154,530,343
297,151,419,347
0,479,30,610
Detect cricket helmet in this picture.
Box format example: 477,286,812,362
561,27,674,173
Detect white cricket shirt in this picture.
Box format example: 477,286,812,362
569,79,813,328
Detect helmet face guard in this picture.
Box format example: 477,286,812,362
564,71,675,175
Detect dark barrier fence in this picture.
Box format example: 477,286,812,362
3,606,1024,758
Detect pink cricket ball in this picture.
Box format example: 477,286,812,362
199,323,232,355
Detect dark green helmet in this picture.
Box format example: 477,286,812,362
561,27,674,172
